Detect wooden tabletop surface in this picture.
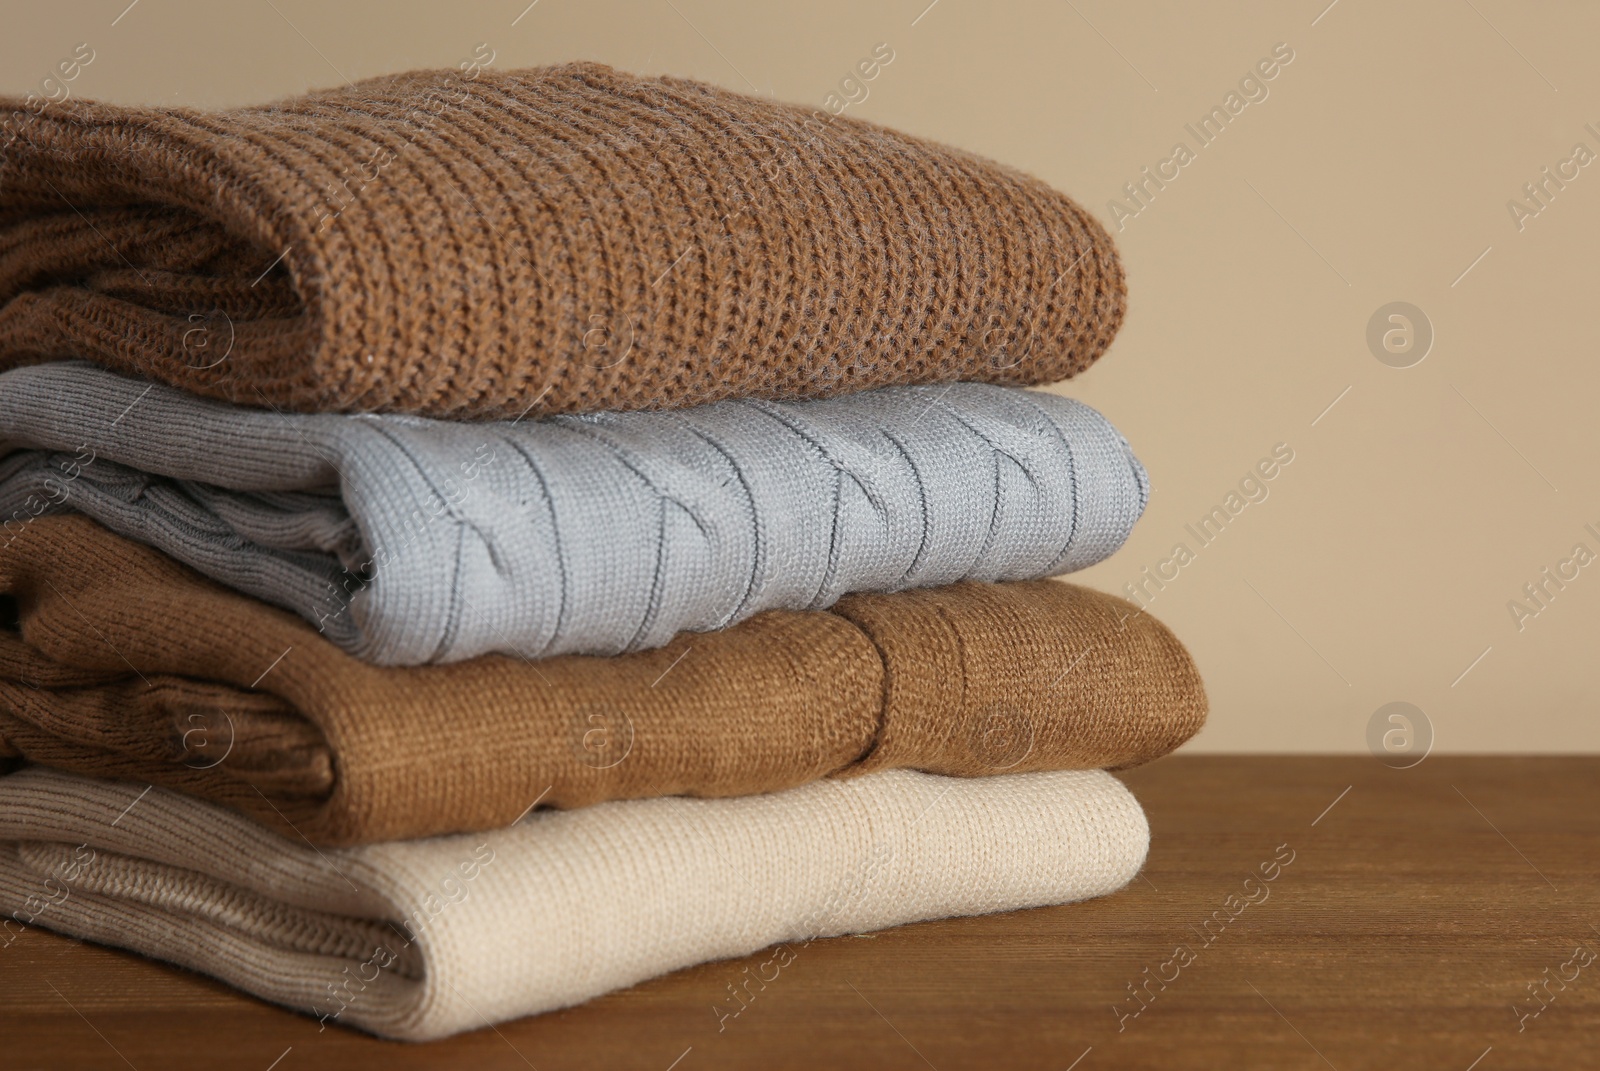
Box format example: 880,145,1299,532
1,755,1596,1069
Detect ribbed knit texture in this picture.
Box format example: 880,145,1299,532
0,765,1149,1040
0,63,1126,418
0,363,1149,665
0,516,1204,845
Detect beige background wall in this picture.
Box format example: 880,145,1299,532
5,0,1597,752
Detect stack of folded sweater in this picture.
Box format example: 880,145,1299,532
0,63,1204,1040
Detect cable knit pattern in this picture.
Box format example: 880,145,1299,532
0,63,1126,418
0,516,1206,845
0,766,1149,1040
0,363,1148,665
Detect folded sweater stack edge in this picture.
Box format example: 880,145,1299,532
0,60,1195,1044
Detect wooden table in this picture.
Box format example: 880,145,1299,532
2,756,1595,1069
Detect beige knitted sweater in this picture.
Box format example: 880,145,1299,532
0,766,1149,1040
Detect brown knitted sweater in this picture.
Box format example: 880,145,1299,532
0,63,1125,418
0,517,1203,846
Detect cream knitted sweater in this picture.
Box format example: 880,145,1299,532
0,766,1148,1040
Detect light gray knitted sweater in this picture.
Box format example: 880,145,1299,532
0,363,1147,665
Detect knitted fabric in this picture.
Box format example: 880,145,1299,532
0,765,1149,1040
0,363,1149,666
0,516,1205,846
0,63,1126,418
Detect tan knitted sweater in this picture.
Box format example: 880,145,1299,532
0,518,1204,845
0,63,1125,418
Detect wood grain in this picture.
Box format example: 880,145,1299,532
0,756,1595,1069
